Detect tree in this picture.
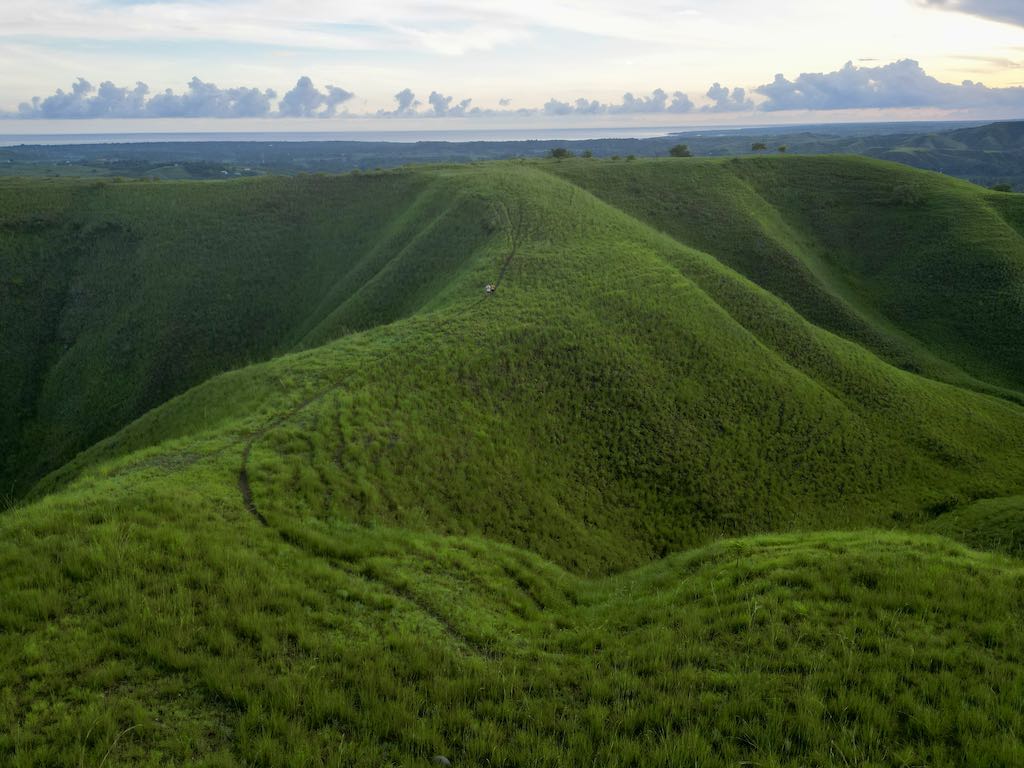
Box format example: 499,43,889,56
669,144,693,158
581,150,594,159
752,142,768,152
550,147,573,159
777,145,788,153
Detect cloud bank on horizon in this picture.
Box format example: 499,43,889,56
9,61,1024,120
3,0,1024,123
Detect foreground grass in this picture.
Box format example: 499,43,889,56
3,470,1023,767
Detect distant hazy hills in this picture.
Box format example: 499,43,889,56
3,119,1024,190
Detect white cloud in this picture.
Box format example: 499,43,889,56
756,59,1024,111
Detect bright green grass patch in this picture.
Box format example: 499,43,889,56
2,474,1023,767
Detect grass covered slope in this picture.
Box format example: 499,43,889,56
4,159,1024,765
4,487,1024,766
547,156,1024,398
0,172,495,497
28,162,1024,571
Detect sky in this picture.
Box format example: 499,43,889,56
1,0,1023,131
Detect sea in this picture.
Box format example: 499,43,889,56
0,126,690,147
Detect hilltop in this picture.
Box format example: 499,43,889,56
2,156,1024,765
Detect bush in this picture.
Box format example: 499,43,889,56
669,144,693,158
991,183,1013,193
550,148,574,159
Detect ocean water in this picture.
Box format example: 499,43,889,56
0,126,687,147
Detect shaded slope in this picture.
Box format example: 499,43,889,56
925,495,1024,558
0,171,496,496
546,156,1024,398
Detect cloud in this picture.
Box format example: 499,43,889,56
701,83,755,112
18,78,150,118
143,77,276,117
755,59,1024,111
278,76,354,117
377,87,421,117
16,76,355,118
915,0,1024,27
428,91,473,116
541,89,694,116
14,60,1020,120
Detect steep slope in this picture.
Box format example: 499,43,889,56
4,160,1024,765
24,163,1024,571
0,171,495,497
546,156,1024,398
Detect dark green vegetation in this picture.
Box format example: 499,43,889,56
2,156,1024,765
3,119,1023,189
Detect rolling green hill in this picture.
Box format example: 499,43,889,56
3,157,1024,765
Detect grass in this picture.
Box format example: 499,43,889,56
547,156,1024,398
924,495,1024,557
2,157,1024,764
3,483,1023,766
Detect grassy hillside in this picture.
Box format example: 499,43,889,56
547,156,1024,397
3,157,1024,765
20,160,1024,568
0,171,498,497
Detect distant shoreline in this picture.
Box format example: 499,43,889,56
0,120,989,147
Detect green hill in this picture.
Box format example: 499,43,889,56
0,172,494,497
547,156,1024,397
2,157,1024,765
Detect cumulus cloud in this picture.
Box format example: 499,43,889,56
916,0,1024,27
18,76,276,118
15,60,1020,120
701,83,755,112
18,78,150,118
375,87,421,117
427,91,473,116
278,76,354,117
15,76,365,118
541,89,694,116
755,59,1024,111
144,77,276,117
